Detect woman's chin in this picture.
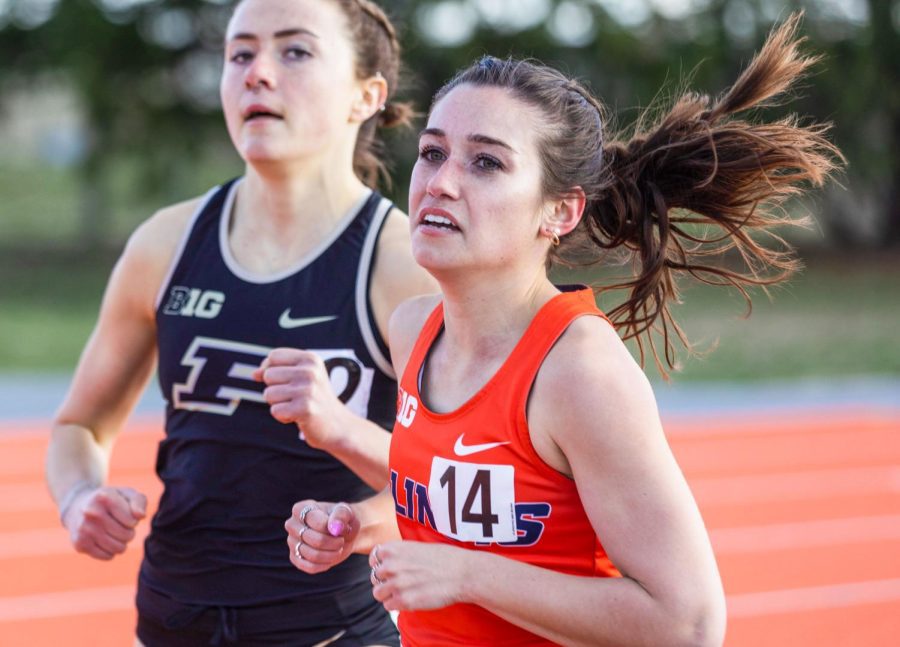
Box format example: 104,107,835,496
240,143,289,166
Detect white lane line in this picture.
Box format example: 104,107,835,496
691,465,900,505
663,408,900,439
728,578,900,618
711,514,900,554
0,586,135,622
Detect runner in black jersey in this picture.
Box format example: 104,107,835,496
45,1,435,644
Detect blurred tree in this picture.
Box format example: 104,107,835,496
0,0,236,246
0,0,895,249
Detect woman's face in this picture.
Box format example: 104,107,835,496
220,0,363,165
408,83,552,278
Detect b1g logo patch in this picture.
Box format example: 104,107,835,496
396,386,418,428
163,286,225,319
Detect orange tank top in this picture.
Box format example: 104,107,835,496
389,287,621,646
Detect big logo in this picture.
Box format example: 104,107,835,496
172,336,373,417
163,287,225,319
396,386,418,427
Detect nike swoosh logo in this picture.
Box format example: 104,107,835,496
453,433,510,457
278,310,337,329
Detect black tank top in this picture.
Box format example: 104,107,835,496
142,178,396,605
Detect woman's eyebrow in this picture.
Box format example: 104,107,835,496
229,27,320,42
419,128,516,153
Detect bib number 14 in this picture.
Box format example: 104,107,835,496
428,457,517,543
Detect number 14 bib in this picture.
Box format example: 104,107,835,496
428,457,518,543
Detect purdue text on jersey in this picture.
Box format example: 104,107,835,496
172,336,374,418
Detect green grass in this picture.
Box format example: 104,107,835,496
1,251,897,380
559,255,900,382
662,261,900,381
0,254,114,370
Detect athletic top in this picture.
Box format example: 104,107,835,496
143,178,397,606
389,287,622,646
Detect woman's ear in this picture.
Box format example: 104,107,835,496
545,186,586,236
350,72,389,124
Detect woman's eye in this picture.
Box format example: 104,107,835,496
420,147,446,163
230,51,253,64
475,155,503,171
284,46,311,61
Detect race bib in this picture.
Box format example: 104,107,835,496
428,456,517,543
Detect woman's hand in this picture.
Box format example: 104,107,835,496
62,484,147,560
369,541,474,612
254,349,348,450
285,500,359,574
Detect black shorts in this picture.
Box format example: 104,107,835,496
136,581,399,646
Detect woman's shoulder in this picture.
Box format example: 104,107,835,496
540,314,657,423
116,193,211,292
388,293,443,378
392,293,443,329
131,194,207,253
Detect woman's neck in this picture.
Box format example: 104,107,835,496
241,164,368,227
438,270,560,361
227,165,370,274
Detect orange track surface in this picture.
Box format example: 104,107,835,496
1,408,898,645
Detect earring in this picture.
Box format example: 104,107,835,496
546,228,560,247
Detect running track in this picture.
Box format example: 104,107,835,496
1,404,898,645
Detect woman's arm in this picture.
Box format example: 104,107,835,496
370,316,726,647
284,488,400,574
45,199,198,559
254,209,438,489
282,295,441,573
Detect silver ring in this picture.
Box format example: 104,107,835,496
372,544,381,566
294,526,308,560
371,566,384,585
298,504,315,525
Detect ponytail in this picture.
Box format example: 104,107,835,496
584,13,843,373
430,13,843,375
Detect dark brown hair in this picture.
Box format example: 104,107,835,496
331,0,414,188
432,13,843,374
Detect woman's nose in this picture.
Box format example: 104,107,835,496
425,159,461,200
245,53,276,91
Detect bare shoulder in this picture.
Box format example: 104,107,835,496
370,208,439,337
531,314,661,457
127,195,205,261
112,195,207,314
387,293,442,379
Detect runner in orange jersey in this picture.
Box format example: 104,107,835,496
284,14,842,646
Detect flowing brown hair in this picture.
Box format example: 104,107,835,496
432,13,843,375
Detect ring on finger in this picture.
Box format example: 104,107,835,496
298,504,315,525
294,527,308,560
372,544,381,566
371,566,384,585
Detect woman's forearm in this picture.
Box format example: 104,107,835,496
351,488,401,554
461,551,722,647
46,423,110,509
